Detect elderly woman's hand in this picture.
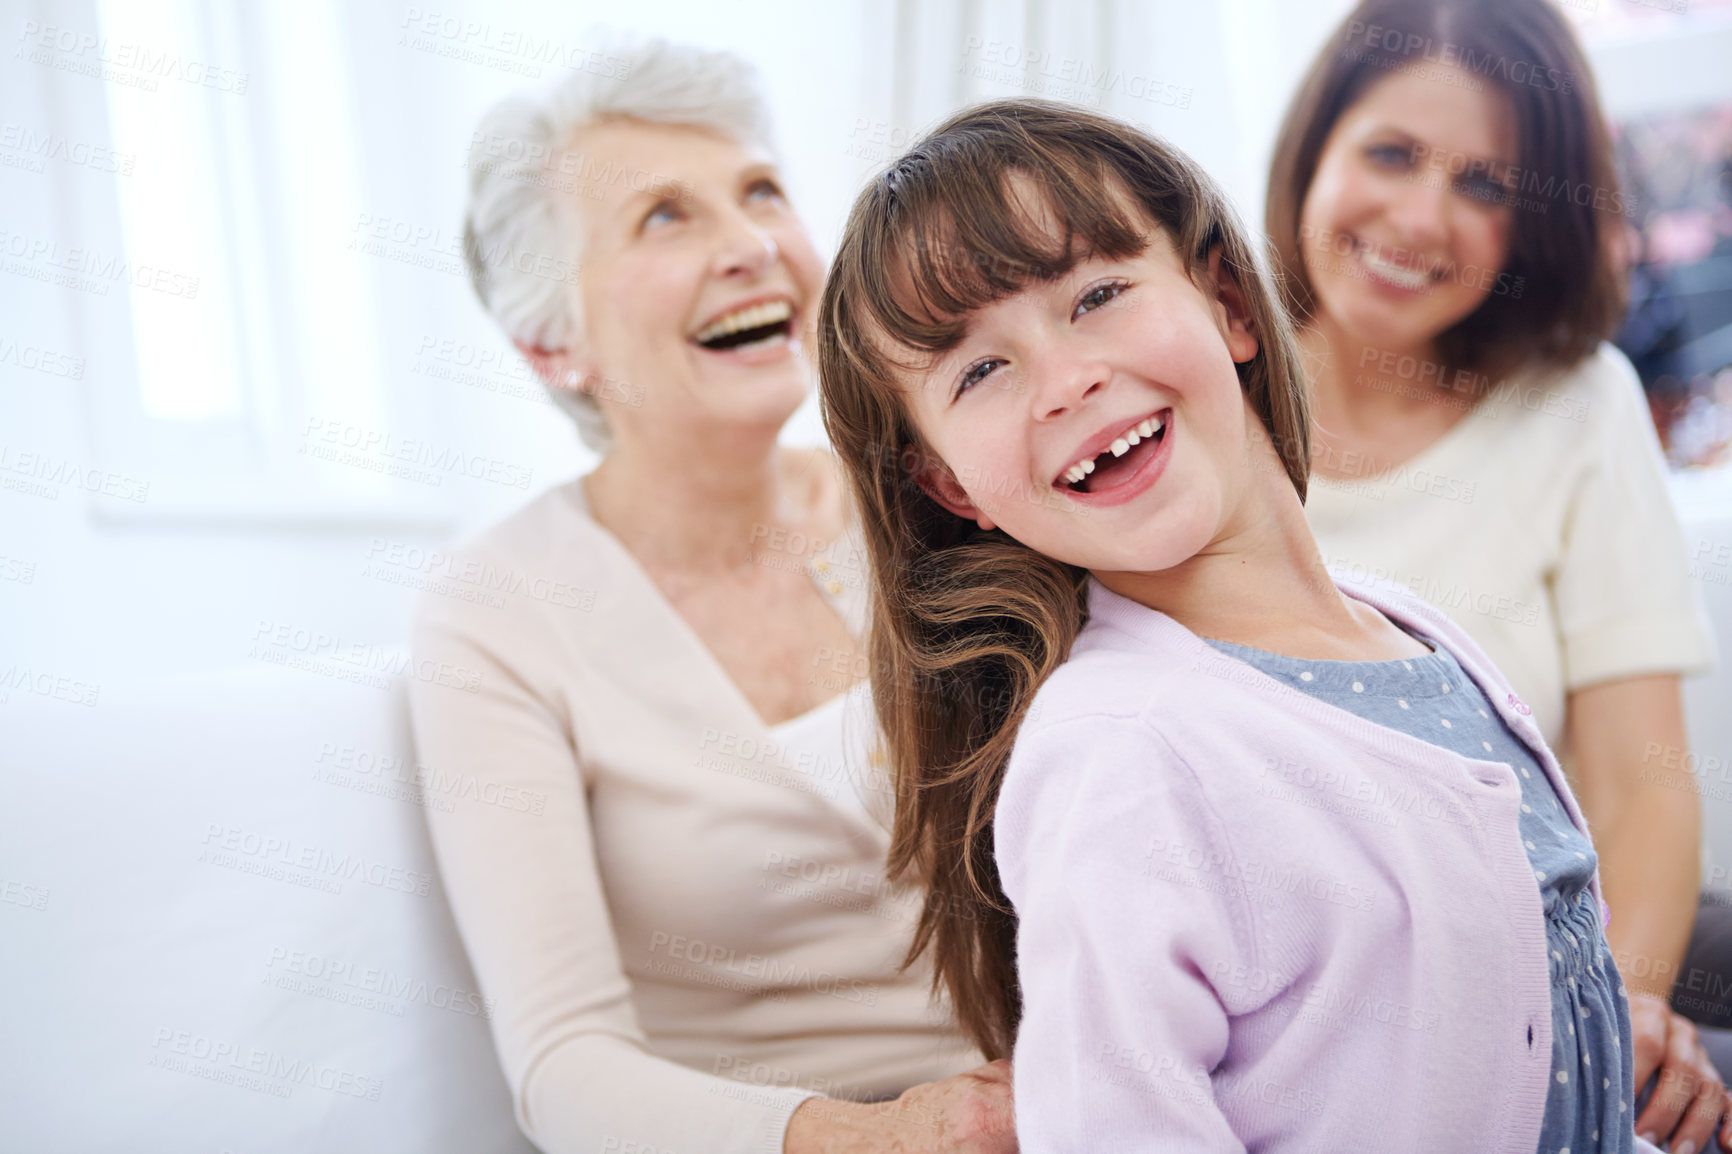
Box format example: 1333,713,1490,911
784,1059,1016,1154
1629,992,1732,1153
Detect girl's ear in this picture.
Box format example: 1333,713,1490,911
912,452,999,533
1205,245,1260,366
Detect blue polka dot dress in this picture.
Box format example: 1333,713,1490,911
1204,625,1636,1153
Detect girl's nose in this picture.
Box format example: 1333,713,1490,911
1032,352,1108,421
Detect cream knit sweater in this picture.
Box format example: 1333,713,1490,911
408,476,980,1154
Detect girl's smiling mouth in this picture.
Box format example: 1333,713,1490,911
1053,407,1171,497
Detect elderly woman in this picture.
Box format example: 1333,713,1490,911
408,41,1012,1154
1267,0,1724,1149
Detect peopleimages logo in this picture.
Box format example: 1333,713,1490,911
646,931,879,1006
0,445,150,503
1342,20,1574,94
248,618,484,694
16,21,251,94
147,1028,382,1100
0,336,85,378
0,228,199,299
0,121,135,175
299,417,534,491
397,10,634,81
959,36,1193,109
200,822,434,897
263,945,497,1020
361,538,597,611
0,665,100,707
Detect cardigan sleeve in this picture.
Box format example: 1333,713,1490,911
407,588,817,1154
995,712,1259,1153
1553,344,1718,691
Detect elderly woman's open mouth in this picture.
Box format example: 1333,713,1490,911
689,294,797,357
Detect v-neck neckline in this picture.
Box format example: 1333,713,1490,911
566,472,857,733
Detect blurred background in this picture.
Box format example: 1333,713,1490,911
3,0,1729,690
1,0,1728,684
2,0,1731,1147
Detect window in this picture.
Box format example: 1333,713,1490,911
85,0,444,525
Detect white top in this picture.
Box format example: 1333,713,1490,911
407,476,979,1154
765,683,894,833
1304,342,1719,766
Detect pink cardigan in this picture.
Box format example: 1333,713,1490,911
995,570,1638,1152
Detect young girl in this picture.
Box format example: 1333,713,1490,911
817,99,1656,1151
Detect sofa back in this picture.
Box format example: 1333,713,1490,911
0,662,534,1152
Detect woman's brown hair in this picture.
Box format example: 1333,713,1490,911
816,98,1311,1060
1267,0,1627,381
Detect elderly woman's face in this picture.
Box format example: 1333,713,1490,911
1297,66,1518,357
568,119,823,443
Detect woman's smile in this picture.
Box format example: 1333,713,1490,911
687,292,801,366
1351,239,1442,296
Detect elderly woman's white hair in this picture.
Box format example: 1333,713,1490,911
462,40,777,452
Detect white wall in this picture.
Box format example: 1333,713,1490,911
0,0,1347,692
2,0,1726,700
0,0,892,688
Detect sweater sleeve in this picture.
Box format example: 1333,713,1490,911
1553,344,1718,690
995,712,1258,1153
407,589,818,1154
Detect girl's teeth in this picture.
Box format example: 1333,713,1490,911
1063,458,1096,485
1060,413,1167,487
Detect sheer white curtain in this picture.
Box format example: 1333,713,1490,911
877,0,1355,232
35,0,1360,521
0,0,1361,682
79,0,452,524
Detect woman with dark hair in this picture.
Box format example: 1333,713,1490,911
1267,1,1724,1148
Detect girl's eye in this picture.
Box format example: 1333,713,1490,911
1074,280,1128,318
956,357,1005,397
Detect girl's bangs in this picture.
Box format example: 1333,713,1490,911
859,156,1153,372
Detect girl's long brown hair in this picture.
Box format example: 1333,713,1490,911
816,99,1312,1060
